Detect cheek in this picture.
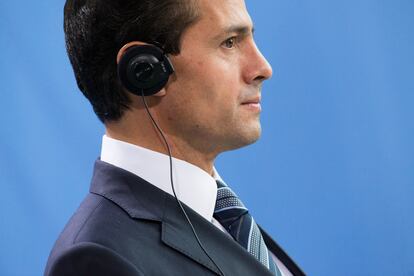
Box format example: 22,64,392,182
180,60,221,101
169,55,240,118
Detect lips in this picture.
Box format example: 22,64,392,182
241,96,261,105
241,96,262,112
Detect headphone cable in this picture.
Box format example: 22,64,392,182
140,91,225,276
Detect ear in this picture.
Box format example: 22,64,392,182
116,41,148,64
117,41,167,97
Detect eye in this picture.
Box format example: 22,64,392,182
222,37,237,49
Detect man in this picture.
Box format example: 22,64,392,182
45,0,305,275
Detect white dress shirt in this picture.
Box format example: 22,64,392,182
100,135,291,276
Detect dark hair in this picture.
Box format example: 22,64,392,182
64,0,200,122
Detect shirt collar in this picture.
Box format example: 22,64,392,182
100,135,219,222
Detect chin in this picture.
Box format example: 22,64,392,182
245,128,262,145
226,124,262,151
245,120,262,141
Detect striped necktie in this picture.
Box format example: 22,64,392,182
213,179,282,276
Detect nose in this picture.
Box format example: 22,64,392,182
244,41,273,85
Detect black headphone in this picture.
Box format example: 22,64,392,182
117,44,174,96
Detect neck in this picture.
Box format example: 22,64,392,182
105,105,216,176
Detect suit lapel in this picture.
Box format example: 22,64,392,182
161,193,275,276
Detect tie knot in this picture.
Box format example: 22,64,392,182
215,186,247,212
214,179,249,224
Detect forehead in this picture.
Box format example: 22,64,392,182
195,0,253,34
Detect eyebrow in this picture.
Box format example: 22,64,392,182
214,25,255,41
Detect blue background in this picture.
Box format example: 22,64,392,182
1,1,413,275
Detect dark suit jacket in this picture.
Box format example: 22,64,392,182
45,160,305,276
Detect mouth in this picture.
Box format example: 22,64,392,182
241,96,261,111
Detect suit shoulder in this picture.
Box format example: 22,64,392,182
46,192,161,273
51,192,135,244
46,242,145,276
45,193,132,273
53,193,109,246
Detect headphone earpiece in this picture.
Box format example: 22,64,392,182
117,44,174,96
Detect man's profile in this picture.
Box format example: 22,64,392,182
45,0,305,275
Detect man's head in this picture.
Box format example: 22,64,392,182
64,0,200,121
64,0,272,161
